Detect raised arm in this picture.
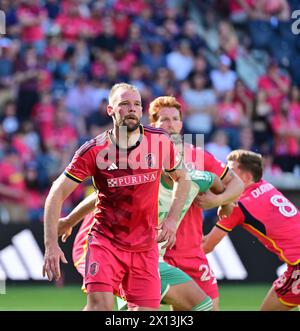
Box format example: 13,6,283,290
43,174,80,281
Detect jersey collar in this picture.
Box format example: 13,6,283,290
109,125,144,151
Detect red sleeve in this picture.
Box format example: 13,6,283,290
64,141,97,183
216,205,245,232
203,150,228,179
162,135,181,172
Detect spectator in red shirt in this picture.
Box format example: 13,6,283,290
0,148,27,223
32,92,55,141
228,0,256,24
17,0,47,55
54,6,91,43
233,79,254,121
289,86,300,126
257,60,290,114
271,100,300,172
215,90,247,148
44,35,66,63
44,101,78,154
114,0,147,16
113,10,131,41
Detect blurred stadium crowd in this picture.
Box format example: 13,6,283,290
0,0,300,223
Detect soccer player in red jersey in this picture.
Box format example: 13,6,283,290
203,150,300,310
59,170,223,311
148,96,244,310
43,83,191,311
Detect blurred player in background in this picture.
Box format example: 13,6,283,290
148,96,244,310
203,150,300,311
43,83,191,311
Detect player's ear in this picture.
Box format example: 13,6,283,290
243,171,252,184
107,105,114,117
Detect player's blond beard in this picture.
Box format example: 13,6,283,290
114,114,141,132
122,119,141,132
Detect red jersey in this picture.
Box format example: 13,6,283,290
217,180,300,265
164,144,228,258
65,125,178,252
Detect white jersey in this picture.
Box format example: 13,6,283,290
158,169,215,259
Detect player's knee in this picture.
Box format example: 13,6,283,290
87,294,113,311
192,296,213,311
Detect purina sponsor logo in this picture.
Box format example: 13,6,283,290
107,171,158,187
0,229,46,291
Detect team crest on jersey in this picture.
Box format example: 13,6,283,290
145,153,156,168
90,262,99,276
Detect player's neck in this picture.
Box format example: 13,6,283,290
244,180,256,190
112,125,141,149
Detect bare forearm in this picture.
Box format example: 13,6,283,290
167,177,191,222
219,175,244,206
44,189,65,247
66,192,97,227
44,174,79,246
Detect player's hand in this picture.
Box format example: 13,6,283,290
43,243,68,281
58,217,73,243
217,203,234,219
194,191,221,209
156,218,177,249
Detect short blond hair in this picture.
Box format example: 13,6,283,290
148,96,182,123
109,83,140,105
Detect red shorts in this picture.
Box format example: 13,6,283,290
72,212,95,278
164,254,219,299
73,244,87,278
84,232,161,309
273,263,300,306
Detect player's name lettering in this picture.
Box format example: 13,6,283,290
251,183,273,198
105,316,139,328
107,171,158,187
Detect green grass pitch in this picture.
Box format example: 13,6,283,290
0,283,277,311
